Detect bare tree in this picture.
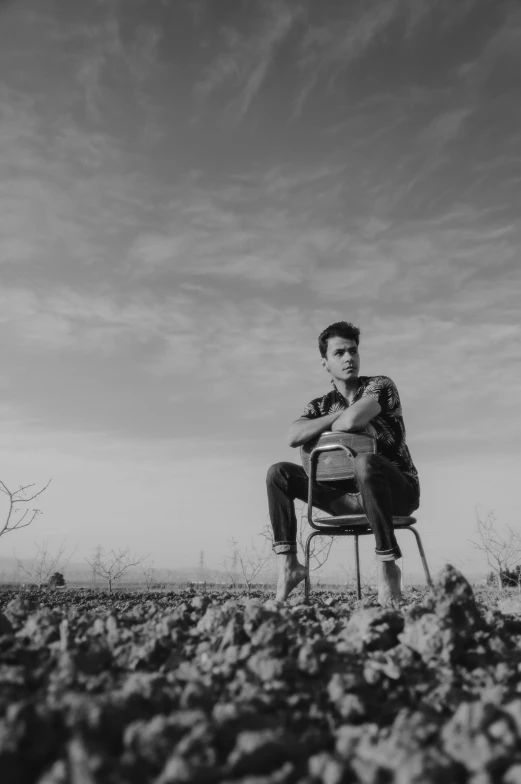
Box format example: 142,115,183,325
261,500,333,572
223,538,272,595
141,558,157,592
470,507,521,589
222,541,240,591
15,539,76,589
296,501,334,570
0,480,51,541
85,546,148,594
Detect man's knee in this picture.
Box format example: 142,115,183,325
266,462,287,487
353,452,379,483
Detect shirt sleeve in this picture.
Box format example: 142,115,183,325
301,399,320,419
360,376,400,414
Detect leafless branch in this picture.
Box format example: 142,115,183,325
15,539,76,589
0,479,52,539
261,504,334,573
296,502,333,571
141,558,156,591
470,507,521,589
85,546,148,594
223,537,272,595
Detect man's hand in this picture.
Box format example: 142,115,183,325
331,397,381,432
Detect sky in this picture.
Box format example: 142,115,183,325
0,0,520,581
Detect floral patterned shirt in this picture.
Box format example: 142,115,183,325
301,375,419,496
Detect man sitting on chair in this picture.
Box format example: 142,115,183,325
266,321,420,606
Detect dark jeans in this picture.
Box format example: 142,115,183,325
266,453,419,561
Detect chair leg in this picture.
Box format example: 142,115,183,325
304,531,317,603
354,535,361,600
403,526,434,590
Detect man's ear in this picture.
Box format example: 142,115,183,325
321,357,330,373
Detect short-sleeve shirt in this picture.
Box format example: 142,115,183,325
301,375,419,496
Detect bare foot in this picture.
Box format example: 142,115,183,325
276,560,307,602
377,561,402,608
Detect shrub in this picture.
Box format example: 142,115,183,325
48,572,66,587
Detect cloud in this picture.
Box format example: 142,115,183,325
309,209,520,318
294,0,486,113
196,0,301,121
419,107,473,147
128,171,340,284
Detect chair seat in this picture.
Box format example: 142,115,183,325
312,514,417,529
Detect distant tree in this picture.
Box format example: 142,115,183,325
470,507,521,589
0,480,51,542
141,558,157,592
487,565,521,588
15,540,75,589
85,546,148,594
223,537,272,595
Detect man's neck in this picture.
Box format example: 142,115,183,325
332,377,360,403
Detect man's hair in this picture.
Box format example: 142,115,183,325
318,321,360,358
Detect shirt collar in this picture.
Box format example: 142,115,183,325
331,378,363,402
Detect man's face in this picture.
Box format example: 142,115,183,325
321,336,360,382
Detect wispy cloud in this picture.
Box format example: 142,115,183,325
419,107,473,147
128,167,350,285
196,0,301,121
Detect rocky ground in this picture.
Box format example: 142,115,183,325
1,566,521,784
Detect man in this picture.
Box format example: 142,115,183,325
266,321,419,606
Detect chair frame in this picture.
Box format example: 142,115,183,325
304,441,433,602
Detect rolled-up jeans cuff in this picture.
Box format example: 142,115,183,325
273,541,297,555
375,546,402,562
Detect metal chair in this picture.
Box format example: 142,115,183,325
303,439,433,602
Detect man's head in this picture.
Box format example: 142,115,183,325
318,321,361,383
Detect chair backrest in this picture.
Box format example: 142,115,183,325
300,428,376,482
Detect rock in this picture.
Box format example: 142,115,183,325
308,752,346,784
432,565,482,632
335,724,379,758
243,601,280,637
250,620,287,651
498,597,521,615
441,701,518,773
196,604,238,636
67,737,99,784
218,615,248,651
504,764,521,784
152,754,208,784
297,638,332,676
4,595,38,627
219,762,295,784
328,678,367,721
349,711,457,784
247,652,285,682
399,613,456,664
36,759,68,784
0,611,13,636
190,596,210,612
363,652,402,684
338,608,404,652
18,609,60,646
73,640,112,675
226,729,297,776
504,699,521,735
124,710,206,770
174,722,218,768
